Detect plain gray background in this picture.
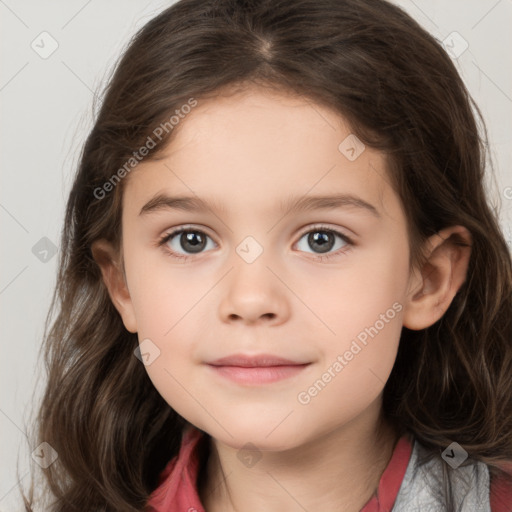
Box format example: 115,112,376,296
1,1,511,510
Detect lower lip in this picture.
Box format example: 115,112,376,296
207,364,310,385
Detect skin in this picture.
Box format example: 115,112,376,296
92,85,472,512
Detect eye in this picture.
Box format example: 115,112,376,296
158,226,216,261
294,225,354,261
157,224,354,262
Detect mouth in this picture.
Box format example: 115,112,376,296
206,353,312,385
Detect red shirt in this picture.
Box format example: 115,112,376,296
146,426,512,511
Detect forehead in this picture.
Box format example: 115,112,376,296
123,86,398,222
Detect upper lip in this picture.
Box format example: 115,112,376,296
207,354,310,367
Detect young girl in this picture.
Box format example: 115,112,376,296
21,0,512,510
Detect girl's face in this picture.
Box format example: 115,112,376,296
118,86,414,450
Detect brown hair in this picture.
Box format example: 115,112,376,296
20,0,512,510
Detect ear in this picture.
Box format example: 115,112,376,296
402,226,472,330
90,239,138,333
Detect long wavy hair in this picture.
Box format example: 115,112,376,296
19,0,512,510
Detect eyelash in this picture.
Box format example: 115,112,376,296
157,224,354,262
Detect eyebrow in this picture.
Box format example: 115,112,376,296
139,192,381,218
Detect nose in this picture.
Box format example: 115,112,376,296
218,260,290,326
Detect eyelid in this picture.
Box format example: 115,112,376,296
295,223,354,241
160,224,217,242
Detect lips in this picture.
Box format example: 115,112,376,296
206,353,311,385
208,353,308,367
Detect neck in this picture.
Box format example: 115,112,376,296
199,408,399,512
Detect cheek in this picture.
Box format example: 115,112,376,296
301,233,409,341
123,244,213,416
294,310,403,439
127,269,206,425
124,241,205,339
295,238,407,412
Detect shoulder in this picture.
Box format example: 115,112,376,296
146,425,207,512
394,437,493,511
490,463,512,512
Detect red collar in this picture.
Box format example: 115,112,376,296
146,426,414,512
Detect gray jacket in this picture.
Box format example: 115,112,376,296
392,437,491,511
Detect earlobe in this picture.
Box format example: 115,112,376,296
402,226,472,331
90,239,138,333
